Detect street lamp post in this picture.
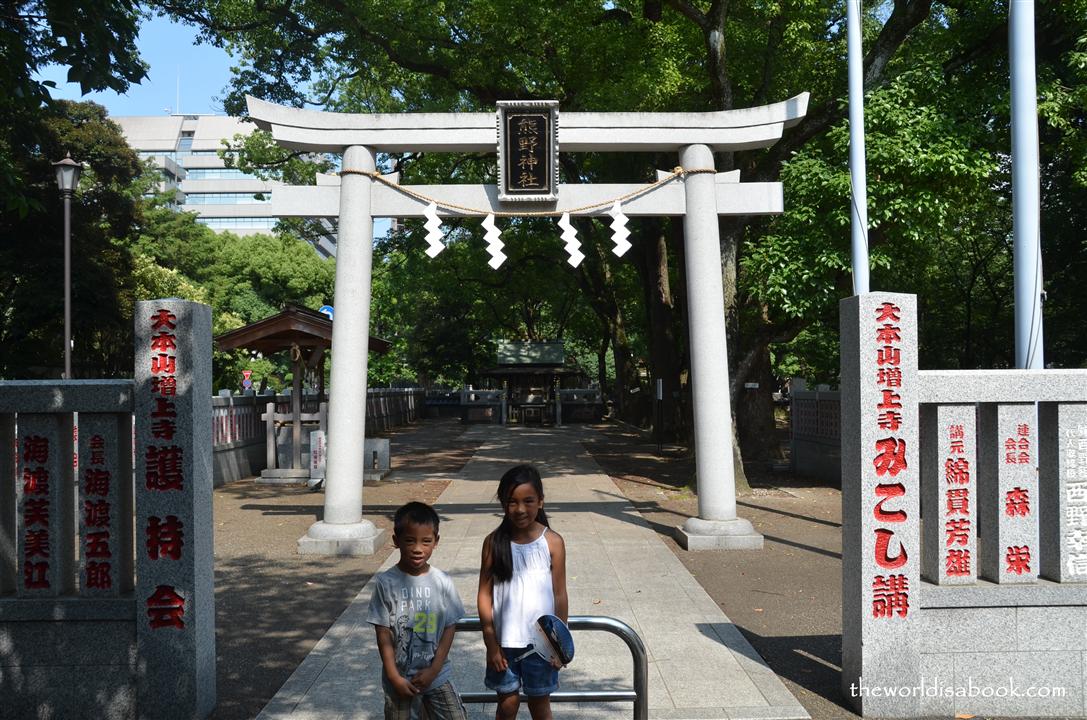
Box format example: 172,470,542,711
52,153,81,379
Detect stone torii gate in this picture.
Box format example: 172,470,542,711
246,93,809,554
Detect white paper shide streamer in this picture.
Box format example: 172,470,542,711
558,212,584,267
423,202,445,257
482,213,506,269
608,200,631,257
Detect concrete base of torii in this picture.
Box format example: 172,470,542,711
675,517,764,550
298,520,387,556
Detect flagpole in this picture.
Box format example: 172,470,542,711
847,0,870,295
1010,0,1044,369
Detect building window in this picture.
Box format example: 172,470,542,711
185,168,257,180
196,217,278,229
186,192,271,205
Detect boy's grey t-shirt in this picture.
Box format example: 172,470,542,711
367,565,465,687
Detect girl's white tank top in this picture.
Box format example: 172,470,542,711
494,526,555,648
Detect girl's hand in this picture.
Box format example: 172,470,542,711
487,645,509,672
548,655,564,670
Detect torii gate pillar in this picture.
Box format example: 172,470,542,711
675,144,762,550
297,145,386,555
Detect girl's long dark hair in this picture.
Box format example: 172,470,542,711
489,464,549,583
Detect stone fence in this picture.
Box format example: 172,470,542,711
789,385,841,483
211,388,424,485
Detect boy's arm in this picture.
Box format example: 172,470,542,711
410,623,457,690
375,625,419,698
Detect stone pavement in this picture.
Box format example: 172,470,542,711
257,424,809,720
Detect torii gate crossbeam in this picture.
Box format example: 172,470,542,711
246,94,809,554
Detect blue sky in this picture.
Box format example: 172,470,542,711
39,14,234,117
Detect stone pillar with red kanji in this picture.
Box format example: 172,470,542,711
1039,402,1087,581
921,405,978,584
134,299,215,719
15,413,75,596
77,413,134,596
979,403,1039,583
840,293,921,717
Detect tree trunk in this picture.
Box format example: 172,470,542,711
634,217,682,440
735,339,778,469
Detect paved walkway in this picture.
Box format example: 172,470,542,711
257,425,809,720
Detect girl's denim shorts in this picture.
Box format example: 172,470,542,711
484,646,558,697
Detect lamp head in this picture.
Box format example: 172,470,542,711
52,153,82,195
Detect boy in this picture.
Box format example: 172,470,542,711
367,502,467,720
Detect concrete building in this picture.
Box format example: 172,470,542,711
114,114,338,256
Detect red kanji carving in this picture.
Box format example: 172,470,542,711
946,488,970,515
1006,545,1031,574
151,418,177,440
1017,451,1031,465
945,519,971,546
146,515,185,560
944,457,970,484
85,530,111,559
878,410,903,431
151,354,176,375
150,332,177,352
146,585,185,629
84,500,111,528
1016,424,1031,437
145,445,184,491
90,447,106,465
89,435,105,450
872,574,909,618
877,389,902,410
25,529,49,557
1005,452,1017,464
23,561,49,589
1005,487,1030,516
949,439,965,454
946,549,971,576
22,467,48,495
151,310,177,330
86,561,112,589
1004,438,1017,451
874,528,908,569
876,324,902,344
84,469,111,495
151,397,176,418
873,483,907,522
873,437,908,477
875,303,902,323
24,498,49,526
876,367,902,387
22,435,49,463
151,376,177,396
876,346,901,366
948,424,964,439
1017,437,1030,451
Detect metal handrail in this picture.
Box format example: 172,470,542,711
454,615,648,720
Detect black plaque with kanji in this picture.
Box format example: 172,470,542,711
497,101,559,202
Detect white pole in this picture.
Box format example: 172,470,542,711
846,0,871,295
1010,0,1045,369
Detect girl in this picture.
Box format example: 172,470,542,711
478,464,568,720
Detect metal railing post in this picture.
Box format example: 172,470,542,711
454,615,648,720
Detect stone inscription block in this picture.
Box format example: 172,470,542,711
15,413,74,597
922,404,977,585
77,413,134,596
979,403,1039,584
1040,402,1087,582
134,299,216,719
1,413,15,594
840,292,920,718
